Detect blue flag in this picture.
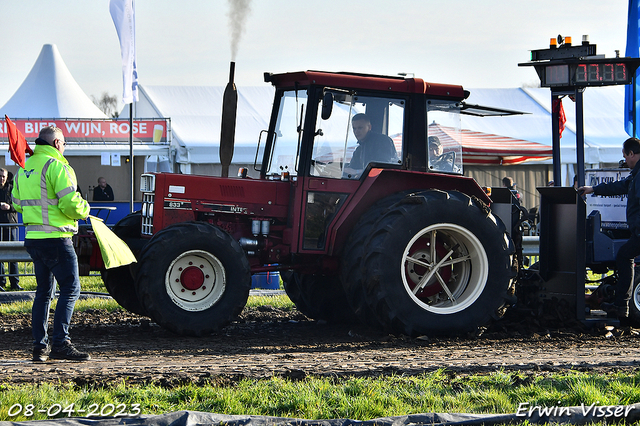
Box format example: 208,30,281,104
625,0,640,137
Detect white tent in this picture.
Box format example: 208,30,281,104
0,44,168,203
463,86,630,182
0,44,108,119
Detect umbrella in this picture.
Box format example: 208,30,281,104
89,215,136,269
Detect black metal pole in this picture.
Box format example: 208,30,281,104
634,73,637,137
130,103,134,213
574,87,586,322
551,92,562,185
575,89,585,187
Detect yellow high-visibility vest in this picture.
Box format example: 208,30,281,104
12,144,90,239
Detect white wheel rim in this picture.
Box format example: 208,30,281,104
165,250,226,311
401,223,489,314
633,282,640,314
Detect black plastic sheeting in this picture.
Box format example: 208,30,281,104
3,405,640,426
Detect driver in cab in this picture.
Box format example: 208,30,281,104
344,113,398,176
429,136,447,171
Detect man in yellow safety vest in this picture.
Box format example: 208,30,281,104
12,125,91,362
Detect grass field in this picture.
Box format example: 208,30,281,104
0,275,638,424
1,370,639,423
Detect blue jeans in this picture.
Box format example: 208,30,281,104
25,238,81,348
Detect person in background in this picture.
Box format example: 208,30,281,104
93,177,114,201
578,137,640,319
502,176,522,201
12,125,91,361
502,176,528,269
0,168,21,291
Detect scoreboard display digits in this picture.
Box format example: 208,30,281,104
571,62,629,85
545,65,569,85
615,63,628,81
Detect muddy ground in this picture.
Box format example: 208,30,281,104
1,304,640,387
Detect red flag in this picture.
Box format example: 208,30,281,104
5,115,33,168
552,98,567,139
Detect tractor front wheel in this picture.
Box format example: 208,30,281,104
135,222,251,336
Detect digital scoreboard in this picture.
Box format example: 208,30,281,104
520,36,640,194
518,39,640,89
537,59,635,88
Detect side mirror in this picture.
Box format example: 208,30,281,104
321,92,334,120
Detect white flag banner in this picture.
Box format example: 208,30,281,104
109,0,138,104
4,152,15,167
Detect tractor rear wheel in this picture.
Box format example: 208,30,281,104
629,265,640,325
282,271,357,323
360,190,516,336
102,212,146,316
135,222,251,336
341,191,413,327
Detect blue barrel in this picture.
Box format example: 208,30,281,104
251,271,280,289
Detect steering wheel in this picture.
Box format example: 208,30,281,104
431,151,456,172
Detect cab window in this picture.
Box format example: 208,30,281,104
266,90,308,177
427,100,463,174
311,93,404,179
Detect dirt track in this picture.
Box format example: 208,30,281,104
1,305,640,387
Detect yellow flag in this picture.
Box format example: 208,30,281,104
89,215,137,269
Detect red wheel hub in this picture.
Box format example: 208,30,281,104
180,266,205,290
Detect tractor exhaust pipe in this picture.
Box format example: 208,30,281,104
219,61,238,178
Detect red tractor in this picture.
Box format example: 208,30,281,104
99,71,522,336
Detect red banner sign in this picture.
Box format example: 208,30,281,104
0,119,168,143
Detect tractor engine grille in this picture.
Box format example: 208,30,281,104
220,185,245,198
141,192,154,236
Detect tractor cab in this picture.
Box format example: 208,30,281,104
260,71,465,182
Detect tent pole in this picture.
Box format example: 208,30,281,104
130,103,134,213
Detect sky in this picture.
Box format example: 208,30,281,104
0,0,631,109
